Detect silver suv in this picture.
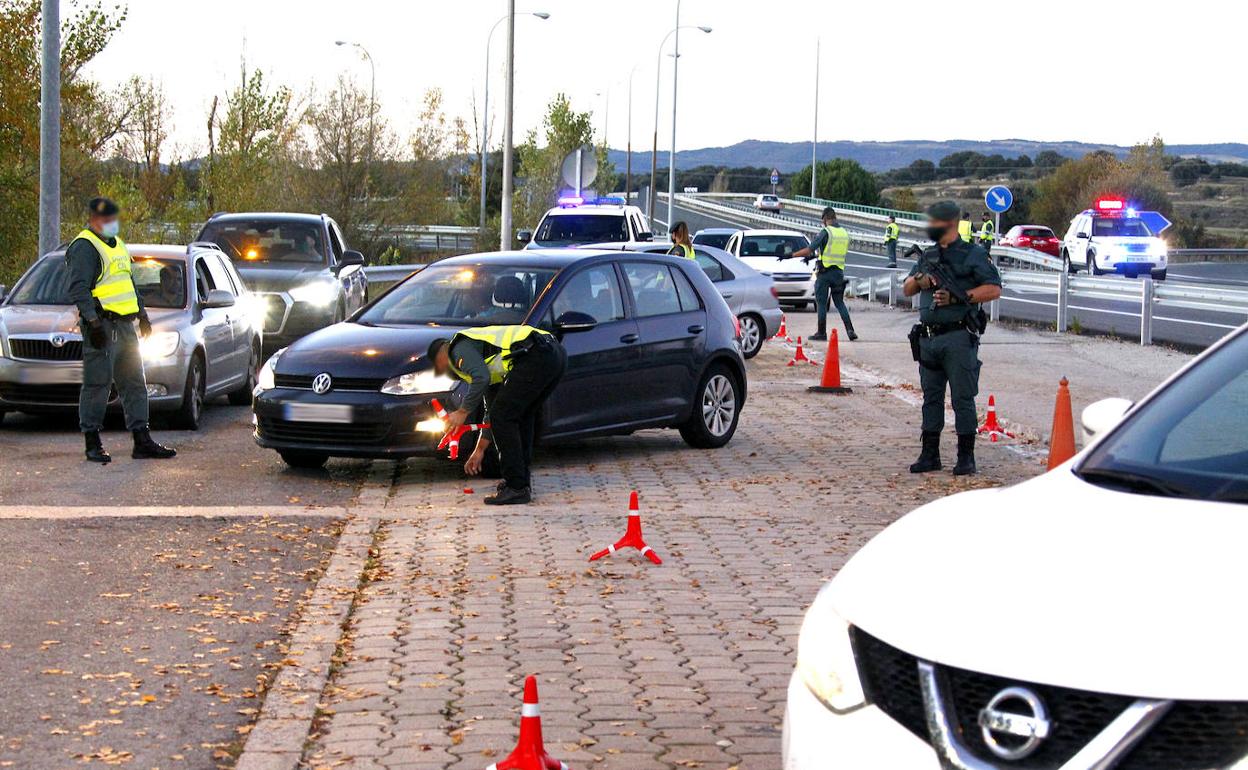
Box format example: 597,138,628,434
0,243,262,429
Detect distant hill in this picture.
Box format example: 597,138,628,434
608,139,1248,174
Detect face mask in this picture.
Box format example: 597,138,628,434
925,225,948,241
100,220,120,238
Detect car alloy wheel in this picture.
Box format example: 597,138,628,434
738,315,763,358
702,374,737,437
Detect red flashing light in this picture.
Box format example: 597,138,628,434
1095,198,1125,211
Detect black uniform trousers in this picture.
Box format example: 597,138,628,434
486,335,567,490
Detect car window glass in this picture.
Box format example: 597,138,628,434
327,223,345,260
7,258,72,305
552,265,625,323
131,257,187,309
694,251,726,282
670,267,701,312
359,264,556,326
622,262,682,318
194,260,215,303
536,214,628,244
740,234,807,258
199,219,327,265
204,256,236,296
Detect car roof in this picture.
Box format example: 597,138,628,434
43,244,193,262
206,212,325,224
694,227,739,234
437,248,641,269
740,228,806,237
543,204,638,217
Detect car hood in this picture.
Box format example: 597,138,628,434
0,304,179,336
741,256,810,277
277,322,456,377
232,264,332,293
828,467,1248,701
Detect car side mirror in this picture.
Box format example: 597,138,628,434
1080,397,1133,443
1076,232,1090,240
336,250,366,271
554,311,597,334
516,230,533,245
202,288,236,309
637,232,654,242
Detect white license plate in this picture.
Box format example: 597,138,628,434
282,402,355,423
17,367,81,384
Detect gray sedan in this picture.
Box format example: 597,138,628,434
0,243,262,429
581,241,782,358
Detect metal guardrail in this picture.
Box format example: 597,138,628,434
792,195,926,223
362,224,479,252
1168,248,1248,264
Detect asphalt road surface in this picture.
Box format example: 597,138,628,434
0,401,372,508
660,197,1248,349
0,515,340,769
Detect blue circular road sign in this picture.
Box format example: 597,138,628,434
985,185,1013,213
770,170,780,186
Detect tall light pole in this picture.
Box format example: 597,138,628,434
625,63,639,199
499,0,517,251
811,38,819,199
647,21,711,226
335,40,376,195
479,10,549,233
39,0,60,257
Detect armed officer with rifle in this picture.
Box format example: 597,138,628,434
903,201,1001,476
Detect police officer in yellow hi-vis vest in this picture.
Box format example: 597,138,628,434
65,197,176,464
428,325,567,505
977,211,996,255
884,215,901,268
667,221,695,259
791,207,857,341
958,211,974,243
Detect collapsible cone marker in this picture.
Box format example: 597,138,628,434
977,395,1015,442
588,491,662,565
431,398,490,460
807,329,852,394
786,336,817,367
486,675,568,770
1047,378,1077,470
772,314,792,342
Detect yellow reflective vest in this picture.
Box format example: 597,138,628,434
978,220,995,243
447,325,553,385
884,223,900,242
669,243,695,259
819,226,850,269
76,229,140,316
958,220,974,243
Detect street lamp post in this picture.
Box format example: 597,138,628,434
499,1,517,251
335,40,376,195
625,63,639,199
811,38,819,199
39,0,60,257
647,20,711,229
480,10,549,233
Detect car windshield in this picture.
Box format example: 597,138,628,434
1092,217,1152,238
740,234,808,258
199,220,328,266
535,214,628,244
1076,331,1248,503
358,264,557,326
6,256,187,309
693,231,733,249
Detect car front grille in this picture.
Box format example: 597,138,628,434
258,293,291,334
772,274,810,282
851,628,1248,769
0,383,84,404
256,416,389,446
273,374,386,392
10,338,83,361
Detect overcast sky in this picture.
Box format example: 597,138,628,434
84,0,1237,160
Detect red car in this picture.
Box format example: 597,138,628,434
1000,225,1061,257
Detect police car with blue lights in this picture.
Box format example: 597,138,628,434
1061,198,1169,280
518,197,654,249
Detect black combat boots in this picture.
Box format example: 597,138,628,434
84,430,111,464
952,434,977,476
909,431,942,473
132,428,177,459
846,324,859,342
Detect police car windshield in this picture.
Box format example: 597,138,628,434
1093,217,1152,238
740,235,808,258
7,256,187,309
358,264,557,326
535,214,628,245
198,220,328,266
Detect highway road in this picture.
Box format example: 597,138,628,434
656,197,1248,349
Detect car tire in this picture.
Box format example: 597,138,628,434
279,450,328,469
0,411,6,427
170,354,205,431
1090,251,1105,276
227,341,261,406
679,364,742,449
1063,250,1077,274
1151,268,1167,281
738,314,764,359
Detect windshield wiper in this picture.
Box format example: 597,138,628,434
1075,467,1195,498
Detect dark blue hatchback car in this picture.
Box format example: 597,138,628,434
251,249,747,468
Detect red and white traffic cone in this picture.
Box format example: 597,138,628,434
588,491,662,565
786,336,817,367
808,329,852,394
977,395,1016,443
772,314,791,342
431,398,490,460
486,675,568,770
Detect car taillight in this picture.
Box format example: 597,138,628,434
770,287,779,299
732,315,741,339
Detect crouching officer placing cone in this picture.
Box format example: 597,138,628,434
428,325,567,505
904,201,1001,475
66,197,176,463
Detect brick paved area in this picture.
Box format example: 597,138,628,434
296,339,1042,770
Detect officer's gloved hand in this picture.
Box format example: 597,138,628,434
87,319,107,349
138,314,152,338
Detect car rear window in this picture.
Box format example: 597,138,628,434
1021,228,1054,238
693,232,732,249
740,234,807,258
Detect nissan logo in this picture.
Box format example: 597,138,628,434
311,373,333,395
50,335,67,348
978,686,1051,761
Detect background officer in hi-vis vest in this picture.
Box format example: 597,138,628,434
65,197,176,464
790,207,857,341
884,215,900,268
667,221,695,259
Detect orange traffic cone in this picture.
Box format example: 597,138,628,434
588,491,662,565
772,314,791,342
786,336,816,367
977,395,1015,442
808,329,852,394
487,675,568,770
1047,378,1077,470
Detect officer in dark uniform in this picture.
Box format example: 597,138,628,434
65,197,177,463
904,200,1001,475
428,325,567,505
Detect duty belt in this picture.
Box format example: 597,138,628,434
917,320,970,338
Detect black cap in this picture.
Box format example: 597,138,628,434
926,200,960,221
88,197,119,217
821,206,837,220
427,338,451,361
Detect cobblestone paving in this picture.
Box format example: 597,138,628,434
301,341,1043,770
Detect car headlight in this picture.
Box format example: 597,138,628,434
237,292,269,328
139,331,180,360
795,587,866,713
254,347,286,395
289,280,339,306
380,369,457,396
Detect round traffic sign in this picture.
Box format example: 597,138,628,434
985,185,1013,214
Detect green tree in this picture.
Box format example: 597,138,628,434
513,93,613,233
890,187,919,212
790,159,878,206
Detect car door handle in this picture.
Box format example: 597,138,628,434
720,292,734,299
619,333,639,344
687,324,704,334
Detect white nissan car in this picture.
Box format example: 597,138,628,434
784,323,1248,769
